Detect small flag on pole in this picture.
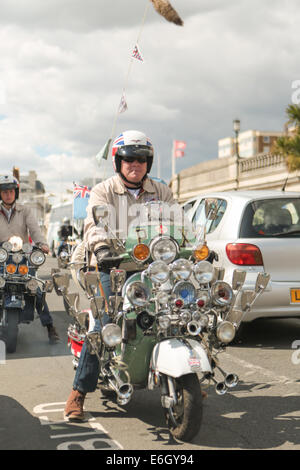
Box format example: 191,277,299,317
118,90,128,114
95,138,112,166
132,43,144,62
73,183,91,220
173,140,186,158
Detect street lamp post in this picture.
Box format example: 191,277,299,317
233,119,240,190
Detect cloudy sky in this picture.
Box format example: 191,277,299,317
0,0,299,198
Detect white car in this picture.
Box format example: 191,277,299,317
182,190,300,324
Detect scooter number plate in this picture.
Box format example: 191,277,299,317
290,288,300,303
188,357,201,371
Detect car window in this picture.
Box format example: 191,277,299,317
192,198,227,234
240,198,300,238
182,198,198,216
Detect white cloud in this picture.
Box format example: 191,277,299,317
0,0,299,194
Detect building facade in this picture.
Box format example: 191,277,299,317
218,130,284,159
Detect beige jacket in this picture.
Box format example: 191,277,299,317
84,175,176,264
0,202,46,245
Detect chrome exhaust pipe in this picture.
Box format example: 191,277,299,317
215,381,227,395
103,365,134,406
224,373,239,389
209,374,228,395
117,383,134,406
187,320,201,336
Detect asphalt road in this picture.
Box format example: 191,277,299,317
1,256,300,451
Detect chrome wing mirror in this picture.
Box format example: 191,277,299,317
84,271,100,297
44,280,54,293
255,273,270,293
110,268,126,293
52,272,70,296
232,269,246,291
64,292,80,316
90,296,106,320
92,205,110,229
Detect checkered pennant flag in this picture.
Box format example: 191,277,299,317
132,43,144,63
118,90,128,114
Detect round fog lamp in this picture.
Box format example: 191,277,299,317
171,258,193,281
126,281,150,307
30,249,46,266
172,281,196,306
216,321,236,343
0,248,8,263
150,236,178,264
211,281,233,306
102,323,122,348
26,279,38,291
194,261,214,284
148,260,170,284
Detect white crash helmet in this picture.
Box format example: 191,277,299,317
0,174,20,200
111,130,154,174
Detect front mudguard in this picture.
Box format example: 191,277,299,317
150,338,212,379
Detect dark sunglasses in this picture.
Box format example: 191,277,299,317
122,156,147,164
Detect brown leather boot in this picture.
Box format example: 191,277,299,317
64,389,86,421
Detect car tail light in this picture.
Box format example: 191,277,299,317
226,243,263,266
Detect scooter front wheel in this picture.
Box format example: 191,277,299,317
0,310,19,353
165,373,203,442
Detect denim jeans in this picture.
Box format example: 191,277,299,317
73,271,112,394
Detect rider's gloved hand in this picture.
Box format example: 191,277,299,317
94,246,113,271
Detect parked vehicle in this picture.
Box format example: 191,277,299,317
182,190,300,326
52,201,269,442
47,201,73,257
0,236,51,353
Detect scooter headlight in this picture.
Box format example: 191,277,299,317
172,281,196,306
150,236,178,264
2,241,12,252
126,281,150,307
193,261,214,284
147,260,170,284
8,236,23,252
12,253,24,264
171,258,193,281
59,251,69,260
216,321,236,343
211,281,233,306
102,323,122,348
0,248,8,263
29,249,46,266
26,279,39,292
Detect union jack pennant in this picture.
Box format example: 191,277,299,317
73,184,91,199
132,43,144,62
73,183,91,219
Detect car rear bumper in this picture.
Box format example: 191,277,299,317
241,280,300,322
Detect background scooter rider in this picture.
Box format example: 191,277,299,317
64,130,176,420
57,217,78,257
0,174,60,344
